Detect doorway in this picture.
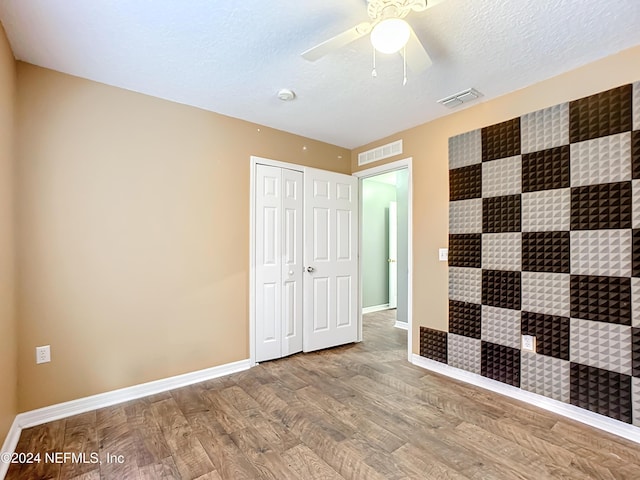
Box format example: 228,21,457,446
250,156,413,364
355,158,413,361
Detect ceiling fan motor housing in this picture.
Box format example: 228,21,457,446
367,0,428,21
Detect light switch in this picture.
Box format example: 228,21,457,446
522,335,536,352
439,248,448,262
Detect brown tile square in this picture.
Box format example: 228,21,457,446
522,146,570,193
521,311,570,360
569,85,633,143
449,234,481,268
449,300,482,339
570,274,631,325
570,181,632,230
481,341,521,387
482,118,521,162
450,163,482,201
483,194,521,233
632,130,640,179
420,327,448,364
570,363,632,423
522,231,570,273
482,269,521,311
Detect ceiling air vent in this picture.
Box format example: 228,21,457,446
437,88,483,109
358,140,403,166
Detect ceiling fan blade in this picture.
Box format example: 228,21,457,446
302,22,372,61
401,26,432,73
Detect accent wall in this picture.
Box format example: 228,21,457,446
420,82,640,425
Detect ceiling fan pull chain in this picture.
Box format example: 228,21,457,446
403,45,407,85
372,47,377,77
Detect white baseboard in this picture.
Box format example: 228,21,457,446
0,358,251,479
19,358,251,429
411,354,640,445
394,321,408,330
362,304,391,314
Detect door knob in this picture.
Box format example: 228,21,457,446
388,259,396,263
306,266,315,273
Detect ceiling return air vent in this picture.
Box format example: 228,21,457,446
358,139,403,166
437,88,483,109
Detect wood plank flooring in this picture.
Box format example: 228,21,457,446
6,310,640,479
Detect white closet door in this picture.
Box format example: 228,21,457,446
303,167,359,352
281,168,303,357
256,164,282,362
255,165,303,362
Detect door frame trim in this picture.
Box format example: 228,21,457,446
249,156,305,366
353,158,413,362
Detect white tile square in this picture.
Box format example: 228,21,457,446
570,318,632,376
521,352,570,403
634,81,640,131
449,130,482,169
632,278,640,327
449,267,482,304
482,155,522,197
448,334,481,374
570,230,632,277
449,198,482,234
481,305,521,349
570,133,631,187
522,188,570,232
482,233,521,271
521,103,570,154
633,378,640,427
522,272,570,317
633,180,640,229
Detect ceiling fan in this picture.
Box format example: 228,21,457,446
302,0,441,73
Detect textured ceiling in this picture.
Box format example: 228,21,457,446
1,0,640,149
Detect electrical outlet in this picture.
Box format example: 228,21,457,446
36,345,51,364
439,248,448,261
521,335,536,352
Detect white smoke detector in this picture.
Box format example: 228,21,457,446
277,88,296,101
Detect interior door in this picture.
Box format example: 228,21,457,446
388,201,398,309
255,165,303,362
281,168,304,357
303,167,359,352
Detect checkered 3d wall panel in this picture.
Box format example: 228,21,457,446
420,82,640,426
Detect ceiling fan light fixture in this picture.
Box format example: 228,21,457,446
370,18,410,54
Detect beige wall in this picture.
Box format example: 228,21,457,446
16,63,350,411
0,23,16,441
352,46,640,356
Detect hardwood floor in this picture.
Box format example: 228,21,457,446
7,310,640,479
